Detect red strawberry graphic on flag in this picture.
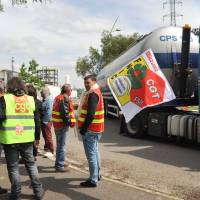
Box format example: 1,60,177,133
127,64,165,108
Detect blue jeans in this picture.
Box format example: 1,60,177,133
4,143,43,198
55,127,69,169
82,131,102,184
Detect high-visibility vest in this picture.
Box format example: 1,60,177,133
78,88,104,133
52,94,76,129
0,94,35,144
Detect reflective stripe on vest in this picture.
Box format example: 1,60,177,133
78,117,104,123
78,109,104,123
0,126,35,131
52,94,76,129
0,94,35,144
78,88,104,133
6,115,34,119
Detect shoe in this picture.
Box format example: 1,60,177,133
9,194,21,200
55,167,70,173
80,180,97,188
0,187,7,194
44,152,54,158
98,175,102,181
35,190,45,200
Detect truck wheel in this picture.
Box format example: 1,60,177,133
125,114,145,138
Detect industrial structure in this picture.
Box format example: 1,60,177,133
0,69,19,89
37,67,58,86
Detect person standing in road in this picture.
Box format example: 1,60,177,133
52,84,76,172
0,77,44,200
41,87,54,158
26,84,43,161
78,75,104,187
0,85,8,195
0,144,8,195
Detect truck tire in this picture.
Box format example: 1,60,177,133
125,114,146,138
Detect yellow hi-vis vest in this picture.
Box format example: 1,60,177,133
0,94,35,144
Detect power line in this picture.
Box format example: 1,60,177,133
163,0,183,26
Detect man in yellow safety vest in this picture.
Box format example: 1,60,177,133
0,77,44,200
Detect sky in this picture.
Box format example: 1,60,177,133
0,0,199,88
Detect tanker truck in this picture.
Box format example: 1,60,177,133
97,25,200,140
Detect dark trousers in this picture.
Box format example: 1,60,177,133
4,143,43,197
33,145,38,157
41,122,54,154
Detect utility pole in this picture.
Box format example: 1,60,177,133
11,57,14,77
163,0,183,26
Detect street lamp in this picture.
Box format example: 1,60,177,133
96,17,121,74
108,16,120,35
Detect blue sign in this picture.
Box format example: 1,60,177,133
160,35,178,42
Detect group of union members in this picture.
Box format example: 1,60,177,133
0,74,104,200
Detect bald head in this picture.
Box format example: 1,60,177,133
61,84,72,96
41,86,51,99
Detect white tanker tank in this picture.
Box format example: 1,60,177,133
97,26,199,97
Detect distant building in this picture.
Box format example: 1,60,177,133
65,74,70,84
0,69,19,89
37,67,58,86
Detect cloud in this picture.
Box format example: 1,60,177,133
0,0,199,88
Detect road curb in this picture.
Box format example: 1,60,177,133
38,149,183,200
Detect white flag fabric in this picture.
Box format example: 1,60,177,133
107,49,176,123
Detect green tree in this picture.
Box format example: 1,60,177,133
75,30,141,78
0,2,3,12
19,59,44,88
192,28,200,36
0,0,50,12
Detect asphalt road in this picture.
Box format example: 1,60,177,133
66,118,200,200
2,118,200,199
0,151,171,200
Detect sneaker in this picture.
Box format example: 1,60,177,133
0,187,7,194
44,152,54,158
80,180,97,188
9,193,21,200
55,167,70,173
35,190,45,200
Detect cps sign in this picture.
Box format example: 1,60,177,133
160,35,178,42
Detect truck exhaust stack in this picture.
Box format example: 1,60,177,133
180,24,192,98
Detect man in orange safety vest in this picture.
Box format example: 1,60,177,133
78,75,104,187
52,84,76,172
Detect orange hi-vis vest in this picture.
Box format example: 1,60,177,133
78,88,104,133
52,94,76,129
